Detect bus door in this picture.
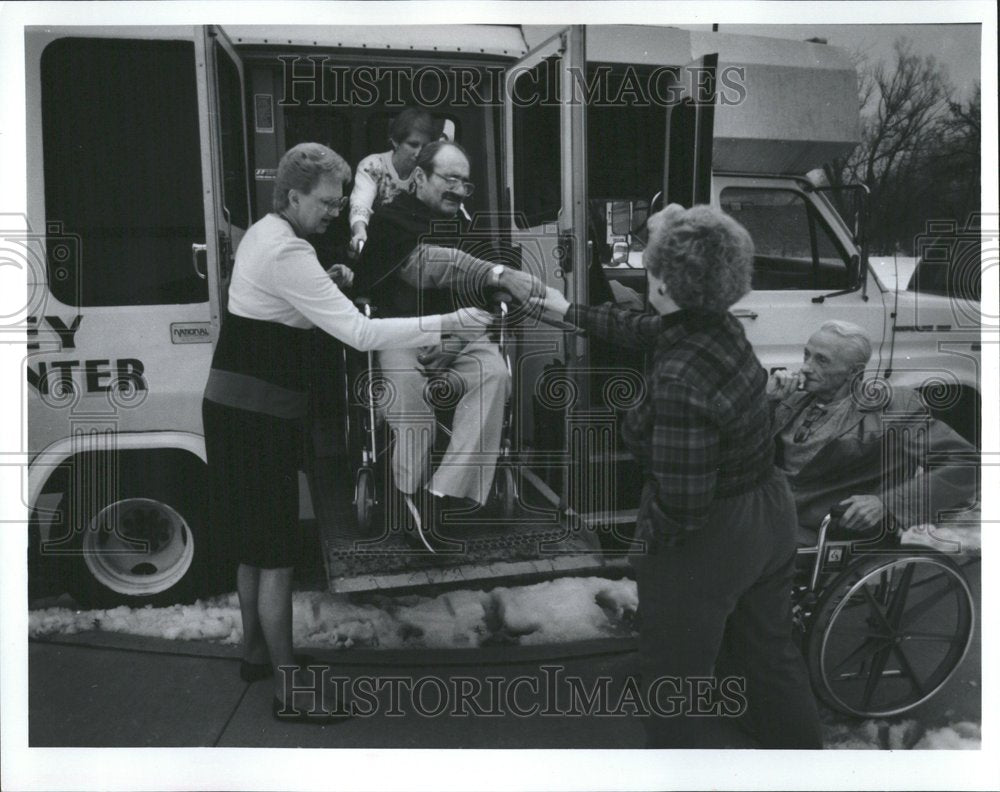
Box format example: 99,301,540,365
196,25,253,333
502,27,590,512
25,26,245,451
662,53,718,209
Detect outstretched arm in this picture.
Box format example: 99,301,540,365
398,244,541,303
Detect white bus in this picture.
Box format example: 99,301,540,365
24,24,981,606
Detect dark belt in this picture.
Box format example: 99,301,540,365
204,368,308,420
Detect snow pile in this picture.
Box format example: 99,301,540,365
913,721,981,749
29,596,243,644
823,718,981,750
493,577,637,645
29,576,638,649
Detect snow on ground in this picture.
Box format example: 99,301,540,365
29,576,638,650
28,571,981,749
822,718,981,750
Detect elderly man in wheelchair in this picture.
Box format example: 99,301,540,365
766,320,979,718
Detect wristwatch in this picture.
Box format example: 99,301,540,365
490,264,504,288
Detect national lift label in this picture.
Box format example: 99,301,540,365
170,322,213,344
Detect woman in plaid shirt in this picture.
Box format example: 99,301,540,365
537,205,822,748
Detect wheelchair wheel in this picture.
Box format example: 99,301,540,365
806,553,974,718
495,463,517,518
355,468,375,534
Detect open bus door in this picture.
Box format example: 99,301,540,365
501,27,595,517
195,25,253,336
663,53,717,209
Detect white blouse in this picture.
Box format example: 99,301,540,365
227,213,442,350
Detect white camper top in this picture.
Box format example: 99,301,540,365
526,24,861,175
223,24,530,58
223,23,859,176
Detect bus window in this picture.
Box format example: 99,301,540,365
217,46,251,228
284,107,352,155
721,186,850,291
41,38,207,306
511,56,560,228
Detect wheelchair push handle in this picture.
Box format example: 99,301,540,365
490,289,513,314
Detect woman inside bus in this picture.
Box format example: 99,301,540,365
348,107,439,255
532,204,822,748
202,142,488,723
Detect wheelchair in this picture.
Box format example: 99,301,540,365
343,291,518,551
792,506,978,718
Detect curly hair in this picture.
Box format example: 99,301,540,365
643,204,754,313
272,142,351,212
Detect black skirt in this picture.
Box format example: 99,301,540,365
202,398,304,569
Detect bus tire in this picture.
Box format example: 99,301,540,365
54,454,228,608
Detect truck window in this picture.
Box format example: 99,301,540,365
721,186,849,291
41,38,207,306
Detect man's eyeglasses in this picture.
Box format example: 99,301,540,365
793,403,827,443
430,172,475,196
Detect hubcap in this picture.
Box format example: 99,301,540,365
82,497,194,597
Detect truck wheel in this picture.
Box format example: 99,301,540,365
55,460,223,608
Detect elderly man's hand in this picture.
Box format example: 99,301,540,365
766,369,803,401
838,495,885,532
327,264,355,289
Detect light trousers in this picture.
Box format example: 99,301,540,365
377,335,509,504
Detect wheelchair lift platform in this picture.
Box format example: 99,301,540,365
308,462,635,595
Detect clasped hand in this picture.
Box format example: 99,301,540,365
327,263,355,289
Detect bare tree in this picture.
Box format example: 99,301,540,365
824,38,963,254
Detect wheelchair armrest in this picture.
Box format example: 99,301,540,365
823,502,894,543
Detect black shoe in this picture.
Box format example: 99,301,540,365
240,653,320,683
272,696,353,725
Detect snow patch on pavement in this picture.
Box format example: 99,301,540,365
822,718,981,750
29,576,637,649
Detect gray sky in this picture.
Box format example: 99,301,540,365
683,23,982,100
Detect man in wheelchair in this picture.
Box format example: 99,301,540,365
767,320,978,543
354,140,541,534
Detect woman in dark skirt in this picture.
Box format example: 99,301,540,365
202,142,487,721
534,204,822,748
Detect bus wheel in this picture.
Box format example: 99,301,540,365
57,464,221,608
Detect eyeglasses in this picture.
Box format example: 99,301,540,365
430,172,475,196
793,403,827,443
